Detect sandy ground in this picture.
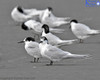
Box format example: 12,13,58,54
0,0,100,80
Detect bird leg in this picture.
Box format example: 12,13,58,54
30,58,36,63
46,61,53,66
34,58,36,62
36,58,39,62
50,61,53,65
79,39,84,43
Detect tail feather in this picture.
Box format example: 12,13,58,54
50,28,65,33
57,17,70,21
64,17,70,20
88,29,100,35
59,39,78,46
56,21,70,26
64,53,90,59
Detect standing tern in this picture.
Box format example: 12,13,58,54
18,37,41,63
39,36,90,65
70,19,100,43
41,24,78,47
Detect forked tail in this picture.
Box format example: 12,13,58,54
65,53,91,59
58,39,78,46
50,28,65,33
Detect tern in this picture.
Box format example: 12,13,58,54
70,19,100,43
39,36,90,65
21,19,65,34
40,7,70,28
42,24,78,47
18,37,42,63
11,6,70,25
11,6,40,23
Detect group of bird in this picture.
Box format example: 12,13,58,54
11,5,100,65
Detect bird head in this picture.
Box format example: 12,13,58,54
40,36,48,44
47,7,53,11
18,37,35,43
21,22,29,30
42,24,50,34
17,6,24,13
69,19,78,29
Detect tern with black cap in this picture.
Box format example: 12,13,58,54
70,19,100,43
18,37,42,63
39,36,90,66
42,24,78,47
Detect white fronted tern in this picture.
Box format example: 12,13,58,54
11,6,41,23
21,19,65,34
18,37,42,63
41,24,78,47
40,7,70,28
70,19,100,43
39,36,90,65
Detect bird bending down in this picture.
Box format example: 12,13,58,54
21,19,65,34
70,19,100,43
18,37,42,63
11,6,40,23
40,7,70,28
39,37,90,65
11,6,70,26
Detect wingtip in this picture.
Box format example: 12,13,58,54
84,54,92,59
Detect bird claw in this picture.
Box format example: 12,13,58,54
46,64,52,66
30,61,35,63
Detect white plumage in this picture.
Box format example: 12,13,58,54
70,19,100,43
40,8,70,27
39,37,89,65
41,24,78,47
22,19,65,34
18,37,41,62
11,6,40,23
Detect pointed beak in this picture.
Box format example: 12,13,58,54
39,41,43,43
18,41,24,43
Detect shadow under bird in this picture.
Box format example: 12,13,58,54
70,19,100,43
39,37,90,66
18,37,42,63
41,24,78,47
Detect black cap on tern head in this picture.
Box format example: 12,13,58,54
40,36,48,43
70,19,78,23
18,37,35,43
42,24,49,33
41,36,48,41
17,6,24,13
47,7,53,11
25,37,35,42
21,22,29,30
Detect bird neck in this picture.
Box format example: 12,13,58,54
42,29,49,36
42,9,51,19
71,22,76,28
25,41,33,46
